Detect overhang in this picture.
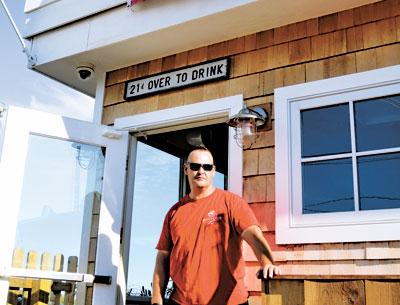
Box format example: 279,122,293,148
25,0,379,96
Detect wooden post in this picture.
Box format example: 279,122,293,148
8,248,25,305
260,278,283,305
27,250,41,305
52,254,64,305
64,256,78,305
38,253,51,304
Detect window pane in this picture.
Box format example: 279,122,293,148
302,158,354,214
358,152,400,210
15,135,104,272
127,142,180,299
354,95,400,152
301,104,351,157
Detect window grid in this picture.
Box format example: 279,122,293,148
349,100,360,212
299,99,400,214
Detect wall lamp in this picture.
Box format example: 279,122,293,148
227,105,268,149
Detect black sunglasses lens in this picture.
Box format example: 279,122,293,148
189,163,201,171
202,164,213,171
188,163,213,171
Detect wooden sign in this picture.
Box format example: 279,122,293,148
124,58,229,100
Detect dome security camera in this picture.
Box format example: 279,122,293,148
76,64,95,81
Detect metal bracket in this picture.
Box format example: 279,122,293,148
93,275,112,285
0,103,6,118
23,47,37,68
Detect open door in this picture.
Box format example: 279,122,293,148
115,95,243,304
0,106,128,305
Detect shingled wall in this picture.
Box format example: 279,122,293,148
103,0,400,295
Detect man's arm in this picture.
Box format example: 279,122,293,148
151,250,170,305
241,225,280,278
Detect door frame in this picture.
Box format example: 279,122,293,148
114,94,244,305
0,106,129,305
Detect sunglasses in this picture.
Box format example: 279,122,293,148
187,162,214,171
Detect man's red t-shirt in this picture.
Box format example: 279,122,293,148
156,188,259,305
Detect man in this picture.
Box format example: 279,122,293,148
151,146,280,305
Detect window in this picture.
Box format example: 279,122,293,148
275,65,400,244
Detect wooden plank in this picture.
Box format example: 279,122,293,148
249,202,275,232
207,41,228,60
289,38,311,64
243,149,259,176
306,19,319,37
105,68,128,86
258,147,275,175
27,251,40,305
356,49,377,72
269,280,304,305
203,81,228,101
362,18,397,49
227,37,245,55
148,58,162,75
365,280,400,305
304,280,365,305
319,13,338,34
247,48,269,74
53,254,64,305
161,55,176,72
39,253,51,305
9,248,25,288
245,33,257,52
231,54,248,78
345,26,362,52
376,44,400,69
262,295,282,305
175,51,188,68
288,21,308,41
11,248,24,268
256,29,274,49
104,83,125,106
64,256,78,305
263,275,400,280
85,286,93,305
228,74,261,99
274,26,289,44
8,248,25,304
187,47,207,65
311,30,346,60
243,176,267,203
337,9,354,29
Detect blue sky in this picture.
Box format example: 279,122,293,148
0,0,94,121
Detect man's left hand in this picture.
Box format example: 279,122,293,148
257,264,281,279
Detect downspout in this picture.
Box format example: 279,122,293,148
0,0,37,68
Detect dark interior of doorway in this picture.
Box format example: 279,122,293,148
135,122,229,195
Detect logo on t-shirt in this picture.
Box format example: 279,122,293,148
202,210,223,225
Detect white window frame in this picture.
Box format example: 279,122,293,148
275,65,400,244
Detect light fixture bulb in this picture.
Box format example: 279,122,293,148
227,105,268,149
238,120,255,136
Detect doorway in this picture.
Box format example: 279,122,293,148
114,95,244,305
126,123,228,304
